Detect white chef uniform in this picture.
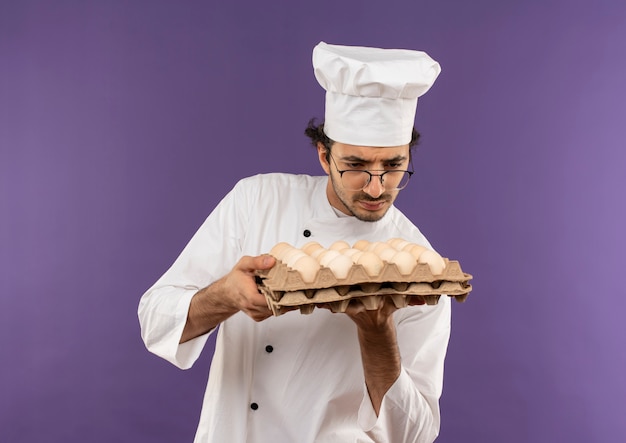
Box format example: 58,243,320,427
138,173,451,443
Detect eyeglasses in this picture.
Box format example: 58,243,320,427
329,152,414,191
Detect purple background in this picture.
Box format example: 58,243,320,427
2,1,625,442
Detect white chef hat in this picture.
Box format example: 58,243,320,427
312,41,441,147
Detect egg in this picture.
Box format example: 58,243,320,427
371,242,395,256
284,250,308,268
326,254,353,279
318,250,341,267
293,255,321,283
352,239,371,251
309,247,327,259
269,242,294,260
301,241,324,255
356,251,385,277
377,247,398,262
418,249,446,275
348,251,364,263
387,238,410,250
329,240,351,251
365,241,383,252
341,248,361,258
403,243,427,260
389,250,418,275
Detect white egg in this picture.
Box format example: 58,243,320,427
293,255,321,283
329,240,351,251
318,249,341,267
356,251,385,277
389,251,418,275
269,242,294,260
327,254,354,279
418,249,446,275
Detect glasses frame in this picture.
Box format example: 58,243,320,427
328,152,415,191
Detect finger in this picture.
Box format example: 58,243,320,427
247,307,274,322
238,254,276,272
242,293,273,318
249,290,270,307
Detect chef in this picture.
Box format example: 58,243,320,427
139,41,450,443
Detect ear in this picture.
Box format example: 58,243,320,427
317,142,331,175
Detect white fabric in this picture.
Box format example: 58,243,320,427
313,42,441,147
138,173,451,443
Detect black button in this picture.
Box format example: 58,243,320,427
303,229,311,237
250,402,259,410
265,345,273,353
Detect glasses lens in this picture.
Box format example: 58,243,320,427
341,171,370,191
385,171,412,190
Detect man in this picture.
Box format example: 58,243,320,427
139,41,450,443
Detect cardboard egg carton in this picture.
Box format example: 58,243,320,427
256,259,472,317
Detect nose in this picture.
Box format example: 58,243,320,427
362,175,385,198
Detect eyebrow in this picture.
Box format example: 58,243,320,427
338,154,408,163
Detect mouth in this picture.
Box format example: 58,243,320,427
356,199,388,211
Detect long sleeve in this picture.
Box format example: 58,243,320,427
357,296,451,443
138,180,253,369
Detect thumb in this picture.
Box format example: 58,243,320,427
239,254,276,272
257,254,276,269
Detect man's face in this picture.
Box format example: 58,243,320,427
317,142,411,222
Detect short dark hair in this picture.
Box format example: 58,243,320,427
304,118,421,158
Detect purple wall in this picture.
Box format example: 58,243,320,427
2,1,625,441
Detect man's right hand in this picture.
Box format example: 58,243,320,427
180,254,276,343
221,255,276,322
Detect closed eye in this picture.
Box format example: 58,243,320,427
346,163,365,169
385,162,404,169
